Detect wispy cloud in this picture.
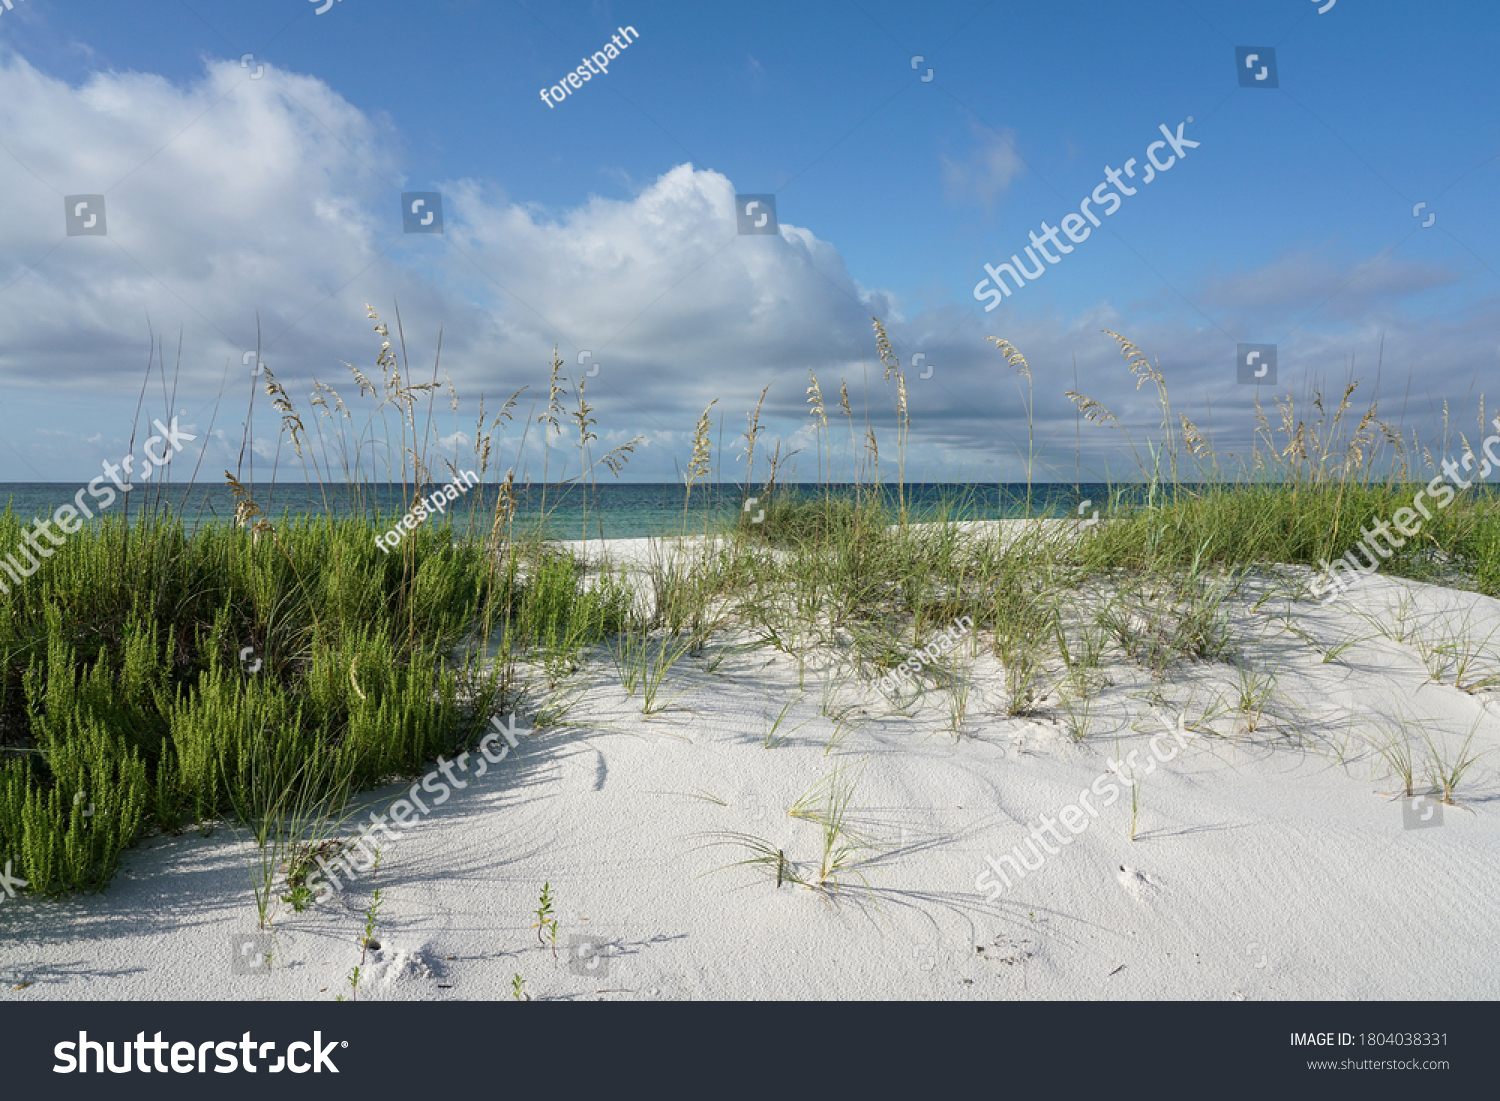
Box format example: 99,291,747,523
941,122,1026,218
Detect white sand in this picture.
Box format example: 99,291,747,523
3,524,1498,1001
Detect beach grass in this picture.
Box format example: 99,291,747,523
4,310,1499,902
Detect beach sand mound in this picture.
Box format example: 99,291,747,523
2,529,1497,1001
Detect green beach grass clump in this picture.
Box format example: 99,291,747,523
0,513,514,895
0,307,643,902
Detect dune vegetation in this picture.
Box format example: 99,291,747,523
2,307,1496,909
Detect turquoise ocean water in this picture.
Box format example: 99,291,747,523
0,482,1125,541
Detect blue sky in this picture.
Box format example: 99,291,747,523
0,0,1497,486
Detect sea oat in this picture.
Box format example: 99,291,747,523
987,337,1031,382
806,371,828,430
540,346,568,441
598,437,641,478
872,316,900,381
741,384,770,483
261,368,310,458
1066,392,1118,426
1181,415,1209,459
682,401,718,513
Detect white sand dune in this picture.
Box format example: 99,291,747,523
3,526,1497,1001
